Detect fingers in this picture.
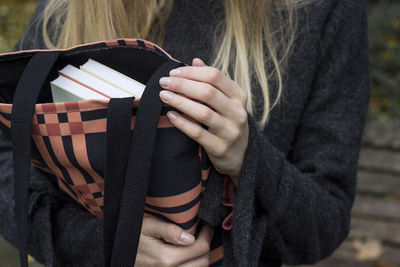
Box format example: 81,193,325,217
141,216,195,246
159,76,235,117
165,111,233,157
169,61,247,105
197,223,214,244
136,220,214,267
159,88,231,134
175,224,213,267
177,254,210,267
161,223,214,264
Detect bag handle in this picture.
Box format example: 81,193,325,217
11,52,60,267
104,97,134,267
11,50,183,266
109,60,184,266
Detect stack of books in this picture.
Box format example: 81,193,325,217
51,59,145,102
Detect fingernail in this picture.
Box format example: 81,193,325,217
160,90,172,102
170,68,181,75
193,58,205,65
167,111,177,121
179,231,195,244
159,77,171,87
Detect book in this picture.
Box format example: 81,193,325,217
51,59,146,103
51,75,109,102
80,59,145,97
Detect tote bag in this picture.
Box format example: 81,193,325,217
0,39,223,267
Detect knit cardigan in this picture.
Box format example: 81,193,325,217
0,0,369,266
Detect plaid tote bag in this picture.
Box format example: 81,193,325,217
0,39,223,267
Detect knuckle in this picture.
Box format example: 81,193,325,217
201,254,210,267
229,126,241,141
214,144,228,157
170,77,183,91
157,249,175,267
191,127,203,140
198,108,213,122
231,99,243,110
141,216,154,233
159,259,173,267
201,86,217,100
208,67,222,82
236,109,248,126
164,224,178,241
240,89,248,104
198,239,211,254
142,216,150,225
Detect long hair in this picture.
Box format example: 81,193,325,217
40,0,308,129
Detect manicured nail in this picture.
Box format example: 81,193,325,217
159,77,171,87
167,111,178,121
193,58,205,66
170,68,181,75
160,90,173,102
179,231,195,244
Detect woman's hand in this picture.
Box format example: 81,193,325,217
135,216,213,267
159,58,249,186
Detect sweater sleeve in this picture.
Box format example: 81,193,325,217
227,0,369,265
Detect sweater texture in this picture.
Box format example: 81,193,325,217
0,0,369,266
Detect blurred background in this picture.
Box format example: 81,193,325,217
0,0,399,266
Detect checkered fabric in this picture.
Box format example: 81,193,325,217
0,38,223,266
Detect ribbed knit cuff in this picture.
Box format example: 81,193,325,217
221,176,235,230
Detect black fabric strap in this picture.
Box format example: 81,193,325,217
11,52,60,267
103,97,135,267
111,60,184,266
10,51,183,267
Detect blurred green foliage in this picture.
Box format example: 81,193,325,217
0,0,38,53
0,0,399,121
367,0,400,121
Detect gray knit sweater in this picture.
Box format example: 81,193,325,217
0,0,369,266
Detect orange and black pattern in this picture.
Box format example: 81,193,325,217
0,38,223,266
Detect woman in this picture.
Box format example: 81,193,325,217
0,0,369,266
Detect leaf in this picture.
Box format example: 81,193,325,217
352,239,383,261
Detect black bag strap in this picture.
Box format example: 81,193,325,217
11,50,183,267
104,97,134,267
110,60,184,266
11,52,60,267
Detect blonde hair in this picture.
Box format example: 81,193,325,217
40,0,307,129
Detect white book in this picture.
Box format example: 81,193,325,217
58,65,133,99
80,59,145,97
51,76,109,102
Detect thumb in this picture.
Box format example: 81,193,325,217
197,223,214,243
141,216,195,246
192,57,206,66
